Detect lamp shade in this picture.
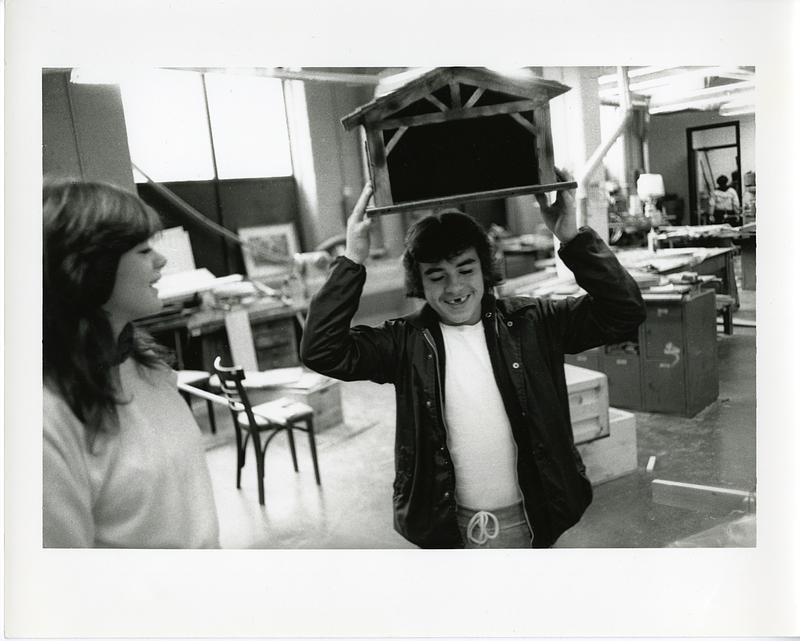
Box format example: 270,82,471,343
637,173,665,199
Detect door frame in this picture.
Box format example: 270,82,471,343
686,121,741,225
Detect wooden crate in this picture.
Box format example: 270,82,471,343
277,376,344,432
244,373,344,432
565,364,610,445
577,408,638,485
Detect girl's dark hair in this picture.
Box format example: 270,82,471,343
401,209,503,298
43,178,171,436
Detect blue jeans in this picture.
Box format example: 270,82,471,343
456,501,533,548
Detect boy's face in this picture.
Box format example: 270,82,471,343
419,247,484,326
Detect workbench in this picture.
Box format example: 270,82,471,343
138,298,304,372
614,245,739,334
139,256,418,373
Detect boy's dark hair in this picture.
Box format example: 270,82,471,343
401,209,503,299
716,175,729,189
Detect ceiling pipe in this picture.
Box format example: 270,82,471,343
573,66,634,227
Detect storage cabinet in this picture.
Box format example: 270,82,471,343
565,289,718,417
641,289,717,416
182,312,300,373
250,318,300,369
564,346,604,372
603,346,644,410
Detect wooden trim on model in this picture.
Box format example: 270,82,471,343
365,181,578,217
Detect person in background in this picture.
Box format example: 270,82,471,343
43,179,219,548
300,173,646,549
709,175,741,226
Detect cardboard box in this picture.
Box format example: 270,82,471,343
577,407,638,485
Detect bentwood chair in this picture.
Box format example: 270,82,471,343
213,357,321,506
177,370,217,434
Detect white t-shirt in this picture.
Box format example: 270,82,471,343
43,359,220,548
440,322,522,510
710,187,740,213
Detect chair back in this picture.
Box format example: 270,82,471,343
213,356,260,430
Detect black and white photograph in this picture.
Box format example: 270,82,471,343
5,0,799,638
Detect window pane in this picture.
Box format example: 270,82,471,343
204,73,293,179
120,69,215,182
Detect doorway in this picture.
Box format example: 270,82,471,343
686,122,741,225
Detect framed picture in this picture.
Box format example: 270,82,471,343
239,223,299,280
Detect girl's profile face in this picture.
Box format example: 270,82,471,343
102,239,167,332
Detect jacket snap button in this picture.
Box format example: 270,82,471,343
426,353,432,359
425,400,432,408
485,312,492,318
512,362,520,369
507,321,513,327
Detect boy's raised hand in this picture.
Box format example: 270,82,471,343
344,182,374,264
535,168,578,244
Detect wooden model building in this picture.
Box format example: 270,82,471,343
341,67,576,216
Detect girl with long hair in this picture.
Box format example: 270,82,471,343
43,179,219,548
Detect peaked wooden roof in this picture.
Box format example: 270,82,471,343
341,67,570,131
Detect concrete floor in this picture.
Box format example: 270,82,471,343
193,286,756,549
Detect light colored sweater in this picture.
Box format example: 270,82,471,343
43,358,220,548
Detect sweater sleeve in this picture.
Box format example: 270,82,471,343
548,227,647,354
43,393,95,548
300,256,400,384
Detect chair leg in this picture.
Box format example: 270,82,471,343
205,398,217,434
254,440,266,506
724,308,734,335
234,424,245,490
285,424,299,472
306,417,321,485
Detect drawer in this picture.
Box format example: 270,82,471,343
572,414,609,445
252,319,296,349
642,358,686,414
603,350,643,410
565,364,609,440
565,347,603,372
568,385,606,422
643,304,683,359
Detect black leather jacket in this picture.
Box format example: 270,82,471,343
300,227,646,548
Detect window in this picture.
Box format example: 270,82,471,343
205,73,292,179
120,69,292,183
121,69,215,182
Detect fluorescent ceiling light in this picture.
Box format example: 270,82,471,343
649,95,732,114
719,105,755,116
597,66,676,85
648,80,754,108
599,66,754,99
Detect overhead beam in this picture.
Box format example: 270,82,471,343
166,67,384,85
